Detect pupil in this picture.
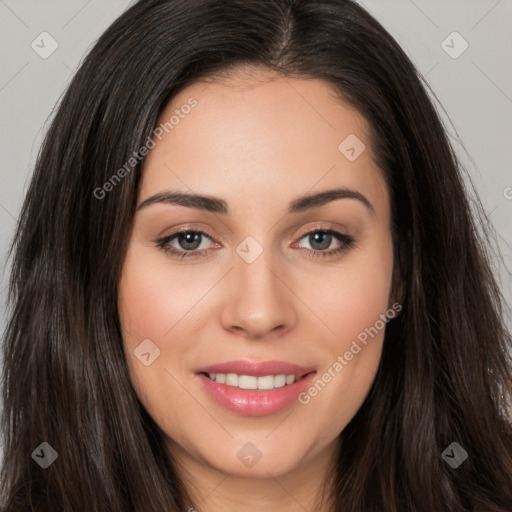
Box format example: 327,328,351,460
179,232,201,250
310,232,331,250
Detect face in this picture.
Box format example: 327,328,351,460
118,68,396,482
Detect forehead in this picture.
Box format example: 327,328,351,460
140,69,389,217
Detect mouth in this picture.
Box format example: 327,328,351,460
195,360,317,416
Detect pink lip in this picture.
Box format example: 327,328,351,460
195,360,316,416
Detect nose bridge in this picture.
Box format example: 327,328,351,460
235,235,279,295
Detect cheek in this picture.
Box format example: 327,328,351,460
296,236,393,424
117,247,222,418
118,252,200,429
308,235,394,348
118,249,204,345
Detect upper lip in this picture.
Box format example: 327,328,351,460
196,360,315,379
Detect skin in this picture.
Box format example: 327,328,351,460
118,67,397,512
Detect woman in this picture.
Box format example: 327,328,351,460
2,0,511,510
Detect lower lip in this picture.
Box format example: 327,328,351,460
196,372,317,416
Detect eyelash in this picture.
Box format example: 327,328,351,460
155,226,355,260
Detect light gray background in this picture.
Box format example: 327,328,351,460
0,0,511,456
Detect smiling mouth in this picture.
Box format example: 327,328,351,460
200,372,314,391
196,362,318,415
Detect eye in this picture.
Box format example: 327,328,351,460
155,226,355,260
155,229,217,259
294,228,355,258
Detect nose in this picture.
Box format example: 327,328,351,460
219,246,298,340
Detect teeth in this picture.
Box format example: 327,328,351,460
257,375,275,390
239,375,257,389
207,372,297,390
274,374,286,388
225,373,239,387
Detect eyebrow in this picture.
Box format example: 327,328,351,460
137,187,375,215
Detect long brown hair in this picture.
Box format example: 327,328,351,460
2,0,511,510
